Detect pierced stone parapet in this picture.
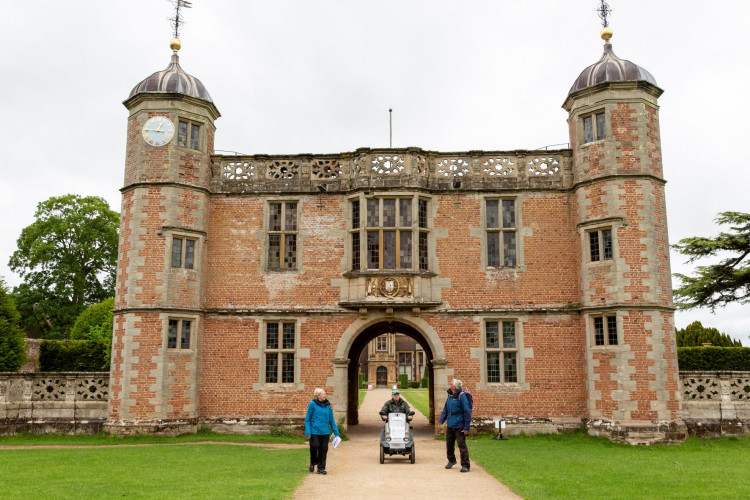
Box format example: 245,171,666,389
213,148,573,193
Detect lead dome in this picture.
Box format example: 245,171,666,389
568,41,658,96
127,48,213,103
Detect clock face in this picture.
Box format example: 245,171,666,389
142,116,175,147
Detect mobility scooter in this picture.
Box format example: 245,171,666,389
379,410,416,464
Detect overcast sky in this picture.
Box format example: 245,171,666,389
1,1,748,343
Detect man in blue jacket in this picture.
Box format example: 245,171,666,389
438,379,471,472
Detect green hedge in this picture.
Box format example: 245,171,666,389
410,381,421,388
678,347,750,371
359,372,366,388
39,339,110,371
398,374,408,388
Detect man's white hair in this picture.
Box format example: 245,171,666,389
452,379,462,390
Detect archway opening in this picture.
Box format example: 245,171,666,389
346,320,435,426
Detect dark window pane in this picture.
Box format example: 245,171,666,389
184,239,195,269
596,112,606,140
269,203,281,231
282,353,295,383
181,320,191,349
502,200,516,228
265,354,278,383
383,231,396,269
487,232,500,267
486,321,499,348
418,200,428,229
589,231,600,262
400,231,412,268
377,337,387,351
284,234,296,269
504,232,517,267
367,232,379,269
352,201,360,229
285,203,297,231
190,123,200,150
168,319,178,348
487,353,500,383
418,232,428,270
282,323,295,349
594,317,604,346
399,199,412,227
266,323,279,349
352,232,360,270
367,199,379,227
268,235,281,269
583,116,593,143
171,238,182,268
503,322,516,348
383,199,396,227
486,200,499,229
178,121,188,147
602,229,613,260
607,316,618,345
504,353,517,383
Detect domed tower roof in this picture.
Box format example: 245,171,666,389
127,41,213,103
568,36,658,96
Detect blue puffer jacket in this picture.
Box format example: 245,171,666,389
305,398,340,437
438,389,472,431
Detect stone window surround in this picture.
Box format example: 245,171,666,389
480,195,523,269
163,314,198,353
586,227,613,263
177,117,203,151
261,198,300,272
578,218,622,266
587,312,621,348
471,315,531,392
255,318,309,391
348,192,432,272
376,335,388,352
162,227,204,273
580,108,607,145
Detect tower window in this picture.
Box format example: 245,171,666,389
593,315,618,346
178,120,201,150
582,111,606,143
167,318,192,350
171,236,196,269
588,228,613,262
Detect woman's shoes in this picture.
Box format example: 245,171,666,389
309,464,315,473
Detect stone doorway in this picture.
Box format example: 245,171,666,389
376,366,387,387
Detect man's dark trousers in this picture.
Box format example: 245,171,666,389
445,426,470,468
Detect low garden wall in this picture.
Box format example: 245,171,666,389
1,371,748,437
0,372,109,434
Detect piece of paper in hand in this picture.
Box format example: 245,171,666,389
331,435,342,448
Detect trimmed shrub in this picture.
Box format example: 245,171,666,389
70,298,114,341
421,370,429,389
410,381,421,388
398,374,408,389
359,372,366,388
0,280,26,371
39,338,110,371
678,347,750,371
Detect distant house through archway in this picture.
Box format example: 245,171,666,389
342,319,441,426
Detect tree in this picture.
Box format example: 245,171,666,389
676,321,742,347
0,279,27,371
8,195,119,338
673,212,750,311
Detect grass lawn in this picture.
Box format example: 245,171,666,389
359,389,367,408
399,388,429,418
470,431,750,500
0,433,308,499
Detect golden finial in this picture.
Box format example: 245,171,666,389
170,37,182,52
600,27,613,41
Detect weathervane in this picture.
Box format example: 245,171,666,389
169,0,193,40
596,1,613,28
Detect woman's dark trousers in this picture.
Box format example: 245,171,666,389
309,434,330,470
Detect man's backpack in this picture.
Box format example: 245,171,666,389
460,389,474,413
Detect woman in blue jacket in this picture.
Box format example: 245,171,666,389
304,388,340,475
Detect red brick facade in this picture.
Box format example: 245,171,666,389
107,51,686,444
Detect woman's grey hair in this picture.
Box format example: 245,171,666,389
313,388,325,398
452,379,462,390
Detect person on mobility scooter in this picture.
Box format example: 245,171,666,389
379,389,416,464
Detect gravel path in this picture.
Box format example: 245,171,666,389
293,388,520,499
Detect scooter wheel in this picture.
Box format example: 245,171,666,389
380,444,385,464
410,445,415,464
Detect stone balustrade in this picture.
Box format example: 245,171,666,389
1,370,748,437
211,148,574,194
0,372,109,434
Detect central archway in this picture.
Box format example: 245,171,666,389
330,314,449,428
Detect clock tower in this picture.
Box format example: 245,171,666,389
106,38,220,435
